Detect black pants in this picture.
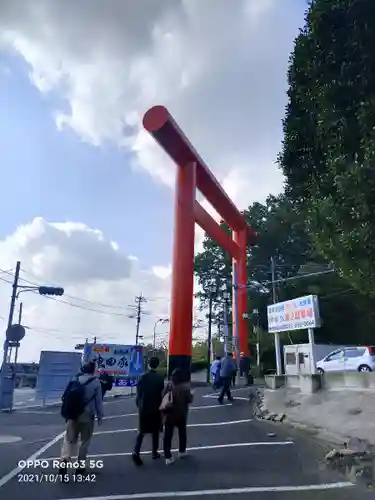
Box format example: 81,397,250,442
231,371,236,387
163,419,187,459
218,376,232,403
134,431,159,456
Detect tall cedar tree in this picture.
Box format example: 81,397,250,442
278,0,375,296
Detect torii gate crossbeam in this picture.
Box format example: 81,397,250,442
143,105,256,379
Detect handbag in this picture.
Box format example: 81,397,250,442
159,390,173,411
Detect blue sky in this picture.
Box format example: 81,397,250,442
0,54,174,269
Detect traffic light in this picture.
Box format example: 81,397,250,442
38,286,64,296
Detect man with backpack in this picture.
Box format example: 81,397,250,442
59,361,103,476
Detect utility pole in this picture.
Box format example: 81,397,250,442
206,287,217,383
2,261,21,368
14,302,23,365
128,293,149,346
271,256,282,376
222,289,230,356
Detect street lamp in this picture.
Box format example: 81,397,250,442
153,318,169,355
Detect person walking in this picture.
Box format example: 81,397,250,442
132,357,165,466
58,361,103,477
218,352,236,404
161,368,193,465
211,355,221,390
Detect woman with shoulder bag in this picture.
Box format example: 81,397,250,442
159,368,193,465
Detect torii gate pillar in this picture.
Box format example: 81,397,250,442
143,106,256,380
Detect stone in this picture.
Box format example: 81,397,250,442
348,408,362,416
264,413,275,420
273,413,286,422
325,449,339,461
345,437,369,454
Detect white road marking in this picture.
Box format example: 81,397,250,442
18,411,55,415
56,482,354,499
94,419,253,435
0,430,65,489
104,404,233,420
43,440,295,461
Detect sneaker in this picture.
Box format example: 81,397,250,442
165,457,175,465
132,453,144,467
178,451,188,459
152,452,161,460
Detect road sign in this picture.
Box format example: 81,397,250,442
83,343,143,377
115,378,137,387
6,324,25,342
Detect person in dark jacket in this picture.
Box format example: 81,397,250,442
161,368,193,465
99,373,114,399
132,357,165,466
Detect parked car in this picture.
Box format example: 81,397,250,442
316,346,375,373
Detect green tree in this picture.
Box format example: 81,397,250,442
194,195,375,352
278,0,375,296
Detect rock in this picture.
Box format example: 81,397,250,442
273,413,286,422
285,400,300,408
264,413,276,420
345,437,369,453
347,408,362,416
325,449,339,461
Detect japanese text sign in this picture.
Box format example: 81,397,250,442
83,343,143,377
267,295,321,333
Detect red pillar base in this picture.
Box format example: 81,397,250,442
168,354,192,382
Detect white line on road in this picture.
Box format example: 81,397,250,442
0,431,65,489
94,419,253,435
56,482,354,500
44,440,295,461
104,404,233,420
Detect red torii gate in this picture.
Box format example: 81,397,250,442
143,105,256,378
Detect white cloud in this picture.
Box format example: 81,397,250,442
0,218,172,362
0,0,306,360
0,0,303,208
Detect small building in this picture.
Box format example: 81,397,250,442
284,344,346,375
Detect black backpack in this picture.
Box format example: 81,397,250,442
61,377,96,420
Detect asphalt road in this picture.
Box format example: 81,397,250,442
0,386,371,500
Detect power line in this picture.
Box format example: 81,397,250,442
16,267,171,312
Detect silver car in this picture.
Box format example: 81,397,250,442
316,346,375,373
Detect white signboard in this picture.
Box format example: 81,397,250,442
267,295,321,333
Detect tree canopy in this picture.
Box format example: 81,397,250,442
278,0,375,296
